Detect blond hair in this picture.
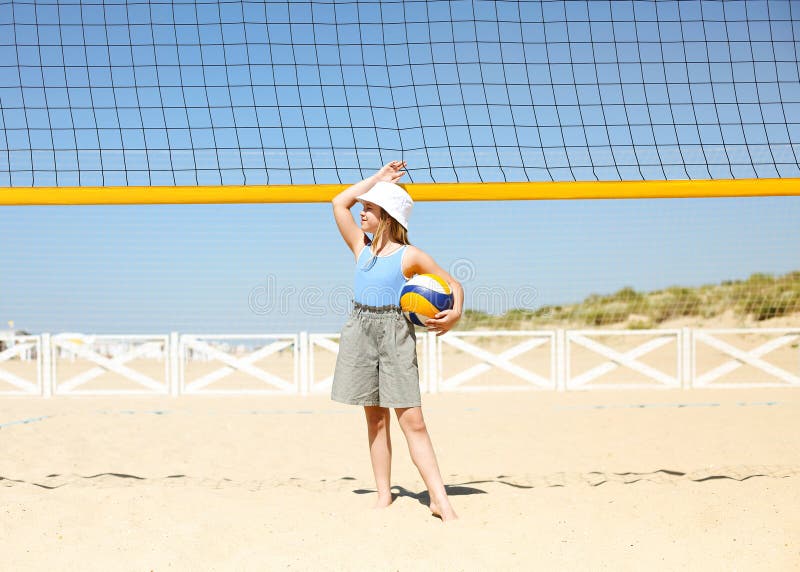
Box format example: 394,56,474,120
373,209,409,246
361,208,410,270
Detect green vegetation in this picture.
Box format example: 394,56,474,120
458,271,800,330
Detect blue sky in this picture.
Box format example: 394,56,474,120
1,0,799,333
2,196,798,334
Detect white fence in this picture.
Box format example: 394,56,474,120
51,333,170,396
0,327,798,397
179,334,299,395
564,329,682,390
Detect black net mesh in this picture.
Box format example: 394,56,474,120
1,0,799,187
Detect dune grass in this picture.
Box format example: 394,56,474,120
459,271,800,330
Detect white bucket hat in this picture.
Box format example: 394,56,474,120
356,181,414,230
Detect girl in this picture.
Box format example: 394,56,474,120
331,160,463,522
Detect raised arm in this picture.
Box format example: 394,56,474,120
403,246,464,336
331,161,407,258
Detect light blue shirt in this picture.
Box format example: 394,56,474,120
353,243,410,307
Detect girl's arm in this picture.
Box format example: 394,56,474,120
332,161,407,258
403,247,464,336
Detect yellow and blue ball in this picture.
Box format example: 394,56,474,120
400,274,454,327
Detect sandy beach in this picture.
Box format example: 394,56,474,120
1,388,798,571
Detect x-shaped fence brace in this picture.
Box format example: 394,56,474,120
0,339,40,394
53,337,168,394
438,333,555,390
693,330,800,387
566,331,680,389
181,336,296,393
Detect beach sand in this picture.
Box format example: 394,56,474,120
1,389,799,571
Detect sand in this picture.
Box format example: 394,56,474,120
1,388,799,571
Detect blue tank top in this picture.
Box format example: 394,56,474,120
353,242,410,307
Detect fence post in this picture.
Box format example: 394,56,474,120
41,333,52,398
681,327,692,389
299,331,309,396
556,329,566,391
169,332,180,396
426,332,438,394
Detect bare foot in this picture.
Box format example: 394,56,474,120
372,493,394,509
429,498,459,522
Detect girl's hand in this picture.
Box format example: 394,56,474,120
374,161,407,183
425,309,461,337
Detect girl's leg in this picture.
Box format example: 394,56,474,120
364,405,393,508
395,407,458,521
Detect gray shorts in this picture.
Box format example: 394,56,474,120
331,301,421,408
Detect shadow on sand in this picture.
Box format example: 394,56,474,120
353,483,486,511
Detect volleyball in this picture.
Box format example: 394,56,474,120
400,274,454,327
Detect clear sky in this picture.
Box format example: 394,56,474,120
1,0,799,334
2,196,798,334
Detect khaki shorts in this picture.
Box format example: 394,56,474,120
331,301,421,408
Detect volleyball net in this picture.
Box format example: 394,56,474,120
2,0,799,191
